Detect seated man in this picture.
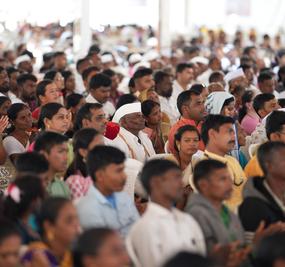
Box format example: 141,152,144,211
185,159,245,252
127,159,205,267
239,141,285,239
76,145,139,238
245,110,285,177
200,114,247,210
110,102,155,162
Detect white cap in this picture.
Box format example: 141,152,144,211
101,54,113,64
15,55,31,66
224,68,245,83
132,61,151,73
142,50,160,62
129,53,142,64
112,102,141,123
190,56,209,65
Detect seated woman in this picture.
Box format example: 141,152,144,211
22,197,80,267
141,100,170,154
73,228,130,267
65,128,104,200
167,125,201,188
3,103,33,164
3,175,45,245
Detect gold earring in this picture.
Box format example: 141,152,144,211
47,231,54,241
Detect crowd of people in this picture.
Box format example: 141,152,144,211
0,29,285,267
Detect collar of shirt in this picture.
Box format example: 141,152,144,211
264,180,285,213
204,150,228,163
146,202,178,218
179,117,202,129
173,80,190,91
86,93,99,103
90,186,113,206
120,127,145,144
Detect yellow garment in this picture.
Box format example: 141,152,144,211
244,155,263,178
201,150,247,211
26,241,72,267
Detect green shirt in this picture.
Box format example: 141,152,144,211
47,177,71,199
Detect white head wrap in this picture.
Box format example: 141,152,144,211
112,102,141,123
224,68,245,84
15,55,31,66
205,91,235,115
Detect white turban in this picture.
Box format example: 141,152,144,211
112,102,141,123
224,68,245,84
15,55,31,66
205,91,235,115
189,56,209,65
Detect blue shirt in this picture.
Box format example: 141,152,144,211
76,186,139,238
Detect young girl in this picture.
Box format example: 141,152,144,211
65,128,104,200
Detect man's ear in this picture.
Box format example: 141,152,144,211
95,169,104,183
82,118,90,128
208,128,217,140
39,150,49,160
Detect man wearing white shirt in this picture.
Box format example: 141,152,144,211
154,71,179,125
86,73,115,119
110,102,155,162
126,159,206,267
170,63,194,109
258,71,280,98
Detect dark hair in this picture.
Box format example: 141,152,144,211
154,71,170,85
240,63,253,73
6,66,19,78
82,66,100,81
193,159,227,190
221,97,235,110
36,79,54,99
253,93,275,115
17,73,37,86
140,159,180,194
88,44,101,55
163,252,214,267
7,103,29,121
177,89,201,115
66,128,100,178
278,66,285,82
257,141,285,176
44,70,60,81
265,111,285,139
76,57,89,72
0,218,20,245
102,69,116,77
34,131,68,154
133,68,153,81
190,84,207,94
243,46,256,56
15,152,49,175
62,70,73,85
174,125,200,152
3,175,45,221
209,71,224,83
201,114,234,145
66,93,84,109
38,197,70,237
279,98,285,108
176,63,194,74
254,232,285,267
0,96,10,107
74,103,103,131
258,71,273,84
128,77,135,89
54,51,65,58
73,228,115,267
141,100,160,117
238,90,255,122
87,146,125,182
89,73,111,91
38,102,64,130
116,94,137,109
